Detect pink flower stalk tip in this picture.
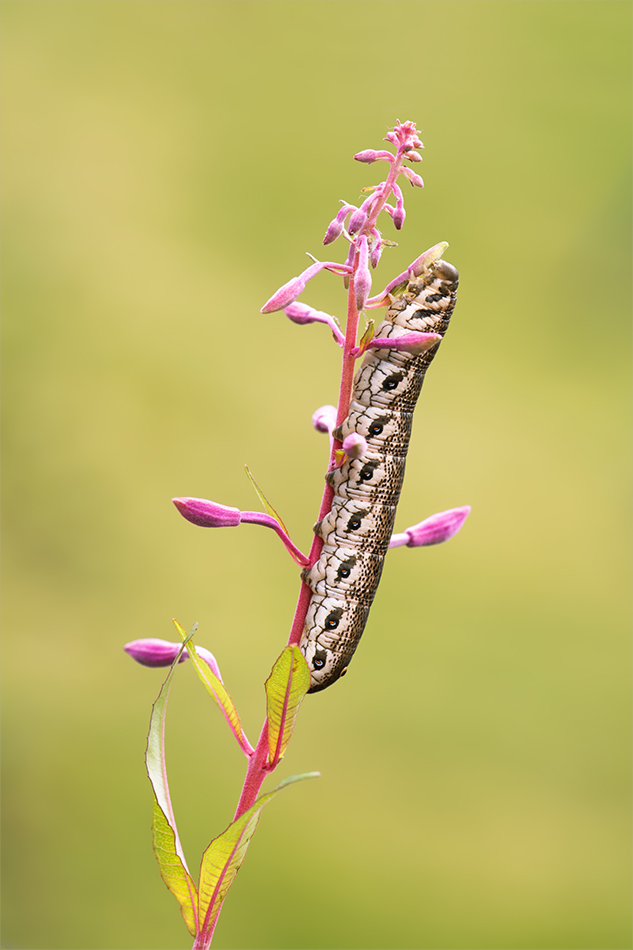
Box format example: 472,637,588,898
385,121,424,151
311,404,338,434
354,235,372,311
389,506,471,549
342,433,367,459
404,150,423,163
172,497,241,528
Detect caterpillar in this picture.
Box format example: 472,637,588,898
299,251,459,692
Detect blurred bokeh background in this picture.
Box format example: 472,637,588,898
2,2,631,948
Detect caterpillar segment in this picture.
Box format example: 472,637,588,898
300,254,459,692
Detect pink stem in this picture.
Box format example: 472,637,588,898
197,217,364,950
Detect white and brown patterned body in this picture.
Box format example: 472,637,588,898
300,256,459,692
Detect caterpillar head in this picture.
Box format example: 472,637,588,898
302,637,349,693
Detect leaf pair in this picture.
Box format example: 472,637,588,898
146,629,315,943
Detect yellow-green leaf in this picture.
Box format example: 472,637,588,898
146,632,199,937
197,773,319,942
173,620,253,756
265,646,311,768
152,801,198,937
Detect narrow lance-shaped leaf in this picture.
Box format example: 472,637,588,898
173,620,254,757
152,802,198,937
244,464,290,537
146,632,199,937
265,646,311,768
197,773,320,942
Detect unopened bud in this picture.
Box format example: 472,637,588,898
370,234,382,269
354,149,378,163
312,404,338,434
404,506,471,547
124,638,185,667
348,208,368,235
342,433,367,459
354,235,372,311
172,497,241,528
402,167,424,189
404,150,423,163
368,331,441,355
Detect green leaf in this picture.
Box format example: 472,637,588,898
265,646,311,768
146,632,199,937
197,773,320,941
244,464,289,536
152,801,198,937
173,620,253,757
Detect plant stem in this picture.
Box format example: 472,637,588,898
197,249,362,950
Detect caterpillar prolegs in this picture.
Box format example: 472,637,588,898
299,253,459,692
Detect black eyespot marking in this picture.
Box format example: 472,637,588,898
324,608,343,630
382,373,403,391
336,558,355,580
359,463,375,481
347,516,362,531
368,422,383,437
313,655,326,669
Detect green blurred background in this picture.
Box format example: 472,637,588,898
2,2,631,948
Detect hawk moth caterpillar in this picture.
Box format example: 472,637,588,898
299,254,459,692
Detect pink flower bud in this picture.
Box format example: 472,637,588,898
354,235,372,311
323,203,355,245
261,261,332,313
323,217,344,245
342,433,367,459
354,149,378,163
392,205,405,230
284,303,344,345
402,167,424,189
404,150,423,163
172,497,241,528
399,506,471,548
348,208,368,235
370,232,382,269
368,331,441,355
124,638,186,667
311,405,338,434
124,638,224,681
